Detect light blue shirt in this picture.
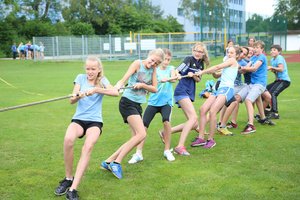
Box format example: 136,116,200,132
271,55,291,82
219,62,238,89
148,65,174,107
123,60,154,104
72,74,110,122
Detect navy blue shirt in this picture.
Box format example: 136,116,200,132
174,56,204,102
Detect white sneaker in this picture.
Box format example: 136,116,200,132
164,150,175,162
128,153,143,164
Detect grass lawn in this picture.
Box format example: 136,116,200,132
0,56,299,200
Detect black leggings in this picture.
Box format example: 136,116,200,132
267,80,290,113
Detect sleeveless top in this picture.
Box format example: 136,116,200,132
123,60,154,104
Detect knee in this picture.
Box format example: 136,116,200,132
82,143,94,154
64,136,75,148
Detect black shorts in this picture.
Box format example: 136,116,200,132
119,97,142,123
71,119,103,138
225,96,236,107
143,105,172,128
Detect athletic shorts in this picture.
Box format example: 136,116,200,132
71,119,103,139
119,97,142,123
237,84,265,103
143,105,172,128
213,87,234,103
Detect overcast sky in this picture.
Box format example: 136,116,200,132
245,0,276,17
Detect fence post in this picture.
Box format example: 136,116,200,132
52,37,55,60
81,35,84,61
137,33,141,60
56,36,59,59
109,34,112,61
70,37,73,59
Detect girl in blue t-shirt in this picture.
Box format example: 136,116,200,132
127,48,177,164
101,48,165,179
54,56,119,199
171,42,210,156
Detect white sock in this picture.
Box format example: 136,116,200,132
66,177,73,181
136,149,143,156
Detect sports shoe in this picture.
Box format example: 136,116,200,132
203,139,216,149
66,189,79,200
191,137,206,147
174,146,190,156
254,114,261,121
164,150,175,161
54,178,73,196
226,121,238,129
218,127,233,136
128,153,143,164
268,112,280,119
109,162,123,179
241,124,256,134
158,130,165,144
258,118,276,126
100,161,110,171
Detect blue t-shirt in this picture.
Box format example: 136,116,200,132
148,65,174,107
123,60,154,104
72,74,110,122
174,56,204,102
271,55,291,82
250,54,268,86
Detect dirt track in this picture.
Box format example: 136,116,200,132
283,53,300,63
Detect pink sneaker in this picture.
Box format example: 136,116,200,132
191,137,206,147
174,146,190,156
203,139,216,149
241,124,256,134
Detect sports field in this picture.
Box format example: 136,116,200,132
0,55,299,199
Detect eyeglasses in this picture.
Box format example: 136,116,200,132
193,50,204,54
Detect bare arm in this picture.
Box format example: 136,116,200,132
198,58,235,76
268,63,284,72
114,60,140,89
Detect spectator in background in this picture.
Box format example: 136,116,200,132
11,42,18,60
248,37,256,47
39,42,45,60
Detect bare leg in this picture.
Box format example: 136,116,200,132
70,127,100,190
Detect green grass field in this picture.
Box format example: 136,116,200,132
0,57,299,200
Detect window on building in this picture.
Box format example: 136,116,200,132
178,8,184,16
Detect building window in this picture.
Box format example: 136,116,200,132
178,8,184,16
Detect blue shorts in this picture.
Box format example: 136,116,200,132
213,87,234,103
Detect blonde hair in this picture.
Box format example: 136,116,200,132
192,42,210,67
162,48,172,57
85,56,105,87
148,48,165,63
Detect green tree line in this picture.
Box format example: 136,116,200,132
0,0,184,57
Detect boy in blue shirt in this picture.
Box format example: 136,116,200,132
238,40,269,134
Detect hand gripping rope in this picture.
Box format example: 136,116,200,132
118,74,195,92
0,94,81,113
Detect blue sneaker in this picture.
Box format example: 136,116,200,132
109,162,123,179
100,161,110,171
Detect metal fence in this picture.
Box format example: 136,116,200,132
32,31,287,61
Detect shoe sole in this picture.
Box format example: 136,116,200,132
203,143,216,149
128,159,143,164
100,166,111,171
54,188,69,196
190,143,206,147
241,130,256,134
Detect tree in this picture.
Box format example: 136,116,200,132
273,0,300,30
